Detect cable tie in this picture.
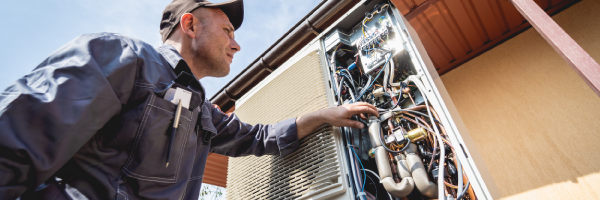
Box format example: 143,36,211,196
357,192,367,197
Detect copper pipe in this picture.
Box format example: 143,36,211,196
466,174,476,200
453,151,476,200
389,152,401,183
420,116,435,146
388,118,395,137
403,105,427,111
428,134,437,174
365,191,376,200
404,113,432,130
408,93,417,106
401,115,436,173
428,106,442,123
444,180,458,189
441,138,455,151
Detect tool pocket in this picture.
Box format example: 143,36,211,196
122,92,195,183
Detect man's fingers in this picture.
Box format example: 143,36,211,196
359,113,367,120
337,119,365,129
347,103,379,117
351,102,378,111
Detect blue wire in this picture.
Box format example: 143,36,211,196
350,145,366,192
338,70,352,82
338,71,356,91
339,68,351,74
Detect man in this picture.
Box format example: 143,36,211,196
0,0,377,199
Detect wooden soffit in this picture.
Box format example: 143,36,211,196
390,0,579,75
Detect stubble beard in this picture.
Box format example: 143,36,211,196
190,37,230,78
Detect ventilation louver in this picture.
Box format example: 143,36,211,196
226,50,346,199
227,126,342,199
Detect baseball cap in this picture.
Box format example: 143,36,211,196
160,0,244,42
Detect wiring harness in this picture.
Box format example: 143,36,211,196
326,3,476,200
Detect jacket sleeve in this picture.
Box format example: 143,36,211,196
0,33,139,198
207,104,300,158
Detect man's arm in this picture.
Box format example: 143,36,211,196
0,33,138,198
296,102,378,139
208,102,378,158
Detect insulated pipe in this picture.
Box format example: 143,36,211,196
406,75,445,200
404,143,438,198
395,154,412,179
368,116,383,148
368,116,414,198
375,147,414,198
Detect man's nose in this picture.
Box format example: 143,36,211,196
230,38,241,52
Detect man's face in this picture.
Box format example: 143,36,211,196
190,8,240,78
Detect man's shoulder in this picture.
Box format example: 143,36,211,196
76,33,154,51
74,33,165,63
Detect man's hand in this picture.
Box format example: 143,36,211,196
296,102,379,139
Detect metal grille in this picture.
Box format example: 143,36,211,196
226,126,341,200
226,50,345,199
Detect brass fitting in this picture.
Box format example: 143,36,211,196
406,127,427,143
368,148,376,158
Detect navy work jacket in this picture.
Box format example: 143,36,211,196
0,33,299,200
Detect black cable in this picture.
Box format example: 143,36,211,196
391,82,406,109
365,172,378,200
343,81,357,102
356,76,371,102
354,51,391,102
339,70,357,92
336,76,346,103
381,97,393,108
340,127,358,197
345,127,368,200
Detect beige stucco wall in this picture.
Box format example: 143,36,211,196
440,1,600,199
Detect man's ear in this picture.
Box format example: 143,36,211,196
180,13,198,39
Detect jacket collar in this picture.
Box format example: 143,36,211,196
156,44,206,100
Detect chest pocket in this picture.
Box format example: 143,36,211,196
122,93,198,183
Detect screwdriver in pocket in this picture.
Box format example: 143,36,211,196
166,99,182,167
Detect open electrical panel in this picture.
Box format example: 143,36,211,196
320,2,482,200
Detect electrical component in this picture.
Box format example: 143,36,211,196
324,2,476,200
324,29,351,52
372,87,385,97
